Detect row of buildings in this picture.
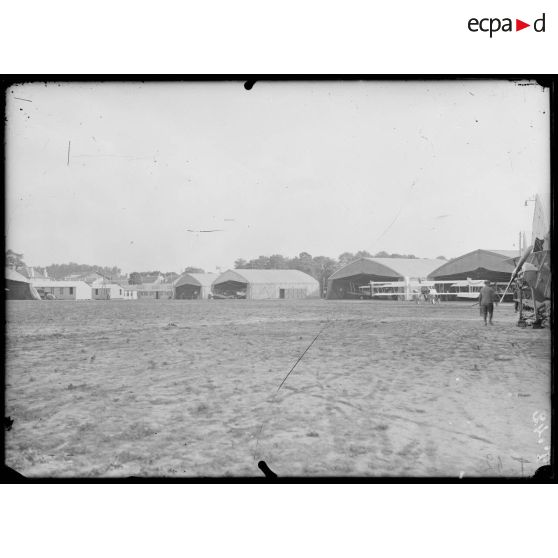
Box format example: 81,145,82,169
5,268,175,301
5,248,529,301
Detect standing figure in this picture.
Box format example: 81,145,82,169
428,287,439,304
478,280,498,325
513,282,520,312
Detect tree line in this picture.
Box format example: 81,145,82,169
127,271,182,285
6,251,123,280
45,262,122,280
7,249,447,288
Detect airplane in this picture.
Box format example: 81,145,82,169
499,194,550,305
357,278,489,301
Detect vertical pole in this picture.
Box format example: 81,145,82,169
531,287,537,321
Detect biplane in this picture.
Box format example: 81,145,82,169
354,278,505,302
209,290,247,300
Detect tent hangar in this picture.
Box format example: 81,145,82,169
5,268,41,300
326,258,441,299
174,272,218,299
428,249,517,283
212,269,320,300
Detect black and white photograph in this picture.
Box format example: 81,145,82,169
3,79,552,479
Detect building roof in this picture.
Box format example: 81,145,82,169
30,279,91,288
429,249,516,278
174,272,218,288
482,249,520,259
214,269,319,285
329,258,442,281
6,268,31,283
65,271,106,280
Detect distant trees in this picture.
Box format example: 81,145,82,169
245,255,274,269
6,249,25,269
45,263,121,280
338,252,356,267
372,251,417,259
35,248,431,289
289,252,314,276
309,256,338,295
374,251,389,258
128,272,142,284
234,249,424,289
129,271,180,283
268,254,289,269
338,251,372,267
235,254,291,270
436,255,447,260
337,250,416,266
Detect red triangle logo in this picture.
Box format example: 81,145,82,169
516,19,530,31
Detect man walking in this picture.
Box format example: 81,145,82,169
513,281,521,312
478,280,498,325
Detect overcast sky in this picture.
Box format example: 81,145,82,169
6,80,550,274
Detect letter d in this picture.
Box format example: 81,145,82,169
534,13,545,32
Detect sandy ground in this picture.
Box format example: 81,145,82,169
5,299,551,478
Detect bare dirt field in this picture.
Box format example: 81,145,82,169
5,299,551,478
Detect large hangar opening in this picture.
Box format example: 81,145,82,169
212,278,248,299
326,258,441,299
428,249,518,301
328,272,398,299
174,273,217,300
212,269,320,300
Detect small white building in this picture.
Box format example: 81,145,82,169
122,286,139,300
91,283,125,300
136,283,174,300
31,279,92,300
